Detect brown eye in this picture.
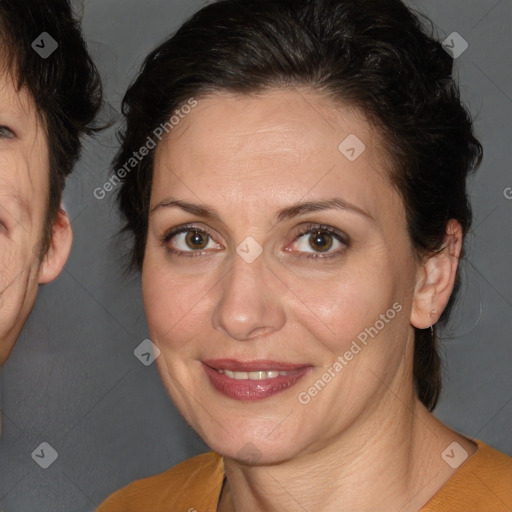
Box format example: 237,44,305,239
185,230,208,250
163,226,222,256
287,224,349,259
308,231,333,252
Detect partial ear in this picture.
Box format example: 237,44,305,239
38,206,73,284
410,219,463,329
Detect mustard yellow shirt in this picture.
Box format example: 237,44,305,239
97,439,512,511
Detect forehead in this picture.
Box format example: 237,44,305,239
152,90,396,214
0,68,39,128
156,89,389,164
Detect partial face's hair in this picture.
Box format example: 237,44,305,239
114,0,482,410
0,0,103,254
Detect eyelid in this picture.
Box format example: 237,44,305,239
162,223,220,243
291,223,350,244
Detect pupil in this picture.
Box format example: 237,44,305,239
310,231,332,252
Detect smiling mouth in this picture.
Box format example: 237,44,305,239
202,359,312,401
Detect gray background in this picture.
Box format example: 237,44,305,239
0,0,511,510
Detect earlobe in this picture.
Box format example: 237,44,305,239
410,220,463,329
38,207,73,284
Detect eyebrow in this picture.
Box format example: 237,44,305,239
150,197,374,223
275,198,374,223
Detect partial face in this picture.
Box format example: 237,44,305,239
0,71,52,364
143,89,421,463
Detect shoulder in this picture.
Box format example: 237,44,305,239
97,451,224,512
421,439,512,511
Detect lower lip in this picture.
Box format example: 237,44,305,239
203,364,311,401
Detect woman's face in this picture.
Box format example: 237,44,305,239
143,89,421,463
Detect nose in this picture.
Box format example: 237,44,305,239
211,252,286,342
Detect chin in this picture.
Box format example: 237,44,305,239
198,422,303,465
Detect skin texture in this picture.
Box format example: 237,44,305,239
142,89,477,511
0,71,72,365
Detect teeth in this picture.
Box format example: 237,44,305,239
218,369,290,380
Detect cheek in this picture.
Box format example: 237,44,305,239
286,257,401,355
0,237,35,288
0,239,40,322
142,258,214,348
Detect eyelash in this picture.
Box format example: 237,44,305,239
161,223,349,260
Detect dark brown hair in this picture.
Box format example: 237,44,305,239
0,0,103,254
114,0,482,410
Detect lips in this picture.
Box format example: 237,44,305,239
203,359,312,401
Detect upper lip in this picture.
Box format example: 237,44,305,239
203,359,311,372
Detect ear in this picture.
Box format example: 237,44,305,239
410,219,463,329
38,206,73,284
